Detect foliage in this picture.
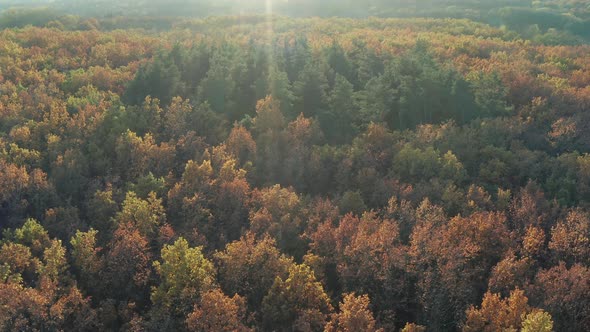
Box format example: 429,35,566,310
261,264,332,332
151,238,216,317
0,9,588,331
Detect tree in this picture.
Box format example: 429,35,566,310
127,172,167,199
391,145,443,182
410,211,511,330
401,323,427,332
249,185,307,259
334,212,405,324
186,289,251,332
0,162,55,226
3,218,51,256
151,238,215,317
325,42,353,85
70,229,103,293
37,239,69,294
210,158,252,246
267,66,294,118
114,130,175,181
49,149,90,205
521,310,554,332
283,37,312,83
549,209,589,265
468,71,513,117
282,113,323,191
166,152,250,247
293,62,329,119
522,226,546,260
488,252,532,296
47,286,101,331
509,183,554,233
339,191,367,216
124,52,181,105
0,282,49,331
253,96,287,185
262,264,332,332
254,95,285,134
197,45,238,116
214,233,293,312
325,293,381,332
162,97,193,140
4,12,590,332
187,102,229,145
43,206,83,245
226,124,256,165
325,74,358,144
85,186,117,244
532,263,590,331
355,75,394,126
463,288,531,332
102,223,151,302
115,191,166,238
0,242,34,284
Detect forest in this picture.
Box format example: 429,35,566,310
0,1,589,332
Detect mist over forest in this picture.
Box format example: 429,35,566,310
2,0,590,42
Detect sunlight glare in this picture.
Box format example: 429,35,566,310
266,0,275,73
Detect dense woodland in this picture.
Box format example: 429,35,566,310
0,2,589,332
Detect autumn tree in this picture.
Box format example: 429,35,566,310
186,289,251,332
331,212,407,326
226,124,257,166
549,209,590,265
532,263,590,331
463,288,531,332
167,152,251,247
3,218,51,257
325,293,381,332
401,323,427,332
249,185,308,259
487,252,533,296
102,223,152,303
410,209,511,330
262,264,333,332
0,242,35,283
215,232,293,312
151,238,215,319
115,191,166,239
521,311,554,332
